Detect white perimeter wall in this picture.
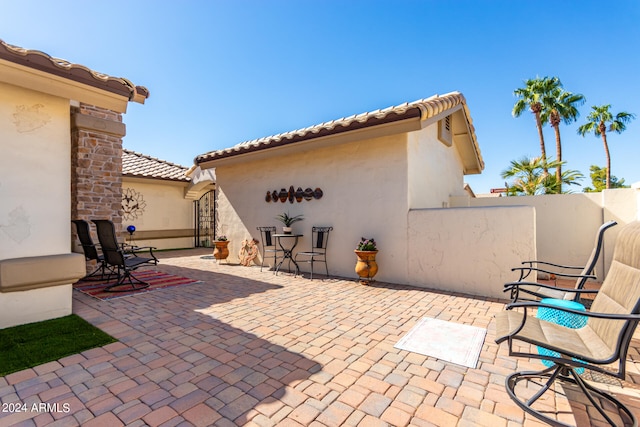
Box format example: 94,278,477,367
408,206,536,299
451,188,640,281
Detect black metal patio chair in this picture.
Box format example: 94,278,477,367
495,220,640,427
257,226,284,272
92,219,158,292
72,219,111,281
295,226,333,280
504,220,617,305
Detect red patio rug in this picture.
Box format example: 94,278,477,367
73,270,201,301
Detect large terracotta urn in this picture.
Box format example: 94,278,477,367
213,240,230,262
354,250,378,284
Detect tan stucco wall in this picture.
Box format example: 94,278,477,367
0,285,72,329
0,82,80,327
122,178,196,249
407,206,536,299
0,82,71,259
407,124,467,209
215,133,410,282
213,122,476,285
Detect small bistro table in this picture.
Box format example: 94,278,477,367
273,233,303,276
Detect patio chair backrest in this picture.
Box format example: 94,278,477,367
92,220,126,267
587,221,640,363
257,226,277,247
573,220,617,290
311,226,333,251
72,219,100,261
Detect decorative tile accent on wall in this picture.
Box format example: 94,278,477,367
265,187,323,203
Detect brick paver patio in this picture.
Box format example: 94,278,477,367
1,249,639,426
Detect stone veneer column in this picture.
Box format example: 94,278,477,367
71,104,126,240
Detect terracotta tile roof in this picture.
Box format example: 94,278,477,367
195,91,482,168
0,39,149,103
123,149,190,182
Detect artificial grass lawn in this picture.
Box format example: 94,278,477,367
0,314,116,376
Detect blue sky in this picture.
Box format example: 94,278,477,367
2,1,639,193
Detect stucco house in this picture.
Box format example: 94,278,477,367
0,39,148,328
194,92,524,292
121,149,215,250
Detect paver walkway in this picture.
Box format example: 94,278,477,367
1,249,639,426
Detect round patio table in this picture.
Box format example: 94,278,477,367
273,234,303,276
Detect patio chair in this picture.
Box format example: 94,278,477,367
257,226,284,272
72,219,111,281
92,219,158,292
504,220,617,305
495,220,640,427
295,226,333,280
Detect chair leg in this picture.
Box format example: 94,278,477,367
506,365,636,427
104,268,150,292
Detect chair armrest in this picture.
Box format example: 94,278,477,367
125,245,158,263
505,301,640,320
503,281,598,293
519,260,585,270
511,266,596,280
515,260,585,281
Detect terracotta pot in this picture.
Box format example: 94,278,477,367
213,240,230,261
354,250,378,284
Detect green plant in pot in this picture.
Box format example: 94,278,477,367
276,212,304,234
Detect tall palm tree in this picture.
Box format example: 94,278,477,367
577,105,635,189
541,87,585,192
513,77,561,173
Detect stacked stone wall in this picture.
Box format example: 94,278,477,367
71,104,126,248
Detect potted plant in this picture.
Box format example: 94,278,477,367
213,235,230,262
275,212,304,234
355,237,378,284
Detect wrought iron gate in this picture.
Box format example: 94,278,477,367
195,190,216,247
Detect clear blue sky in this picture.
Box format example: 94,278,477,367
2,1,639,193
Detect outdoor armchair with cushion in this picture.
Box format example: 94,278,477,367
504,220,617,304
495,220,640,427
92,219,158,292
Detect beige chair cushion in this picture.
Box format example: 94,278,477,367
495,309,614,361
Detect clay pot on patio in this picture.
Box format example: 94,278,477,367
354,250,378,284
213,240,230,262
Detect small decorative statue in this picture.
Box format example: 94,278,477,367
239,238,259,266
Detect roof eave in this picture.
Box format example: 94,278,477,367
196,107,423,167
0,39,149,109
197,112,424,169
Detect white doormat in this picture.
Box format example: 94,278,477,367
394,317,486,368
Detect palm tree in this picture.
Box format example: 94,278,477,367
513,77,561,173
583,165,628,192
577,105,635,189
541,87,585,192
501,156,583,196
